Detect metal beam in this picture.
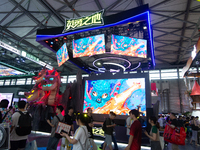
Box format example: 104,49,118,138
154,40,187,50
104,0,123,15
3,13,24,27
63,0,81,17
39,0,66,23
151,12,196,25
19,16,50,43
9,0,45,28
153,28,191,39
178,17,200,63
94,0,103,10
0,0,25,24
135,0,144,6
176,0,192,63
150,0,172,9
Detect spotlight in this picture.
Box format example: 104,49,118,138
45,41,48,43
55,39,58,42
50,45,53,47
63,37,67,40
49,62,51,64
143,26,147,30
16,57,19,60
17,60,20,63
15,45,17,48
9,42,11,45
97,62,101,66
50,42,53,44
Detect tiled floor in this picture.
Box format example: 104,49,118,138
29,132,200,150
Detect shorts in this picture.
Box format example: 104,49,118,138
104,134,112,146
10,139,27,150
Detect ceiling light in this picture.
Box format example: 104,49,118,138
15,45,17,48
9,42,11,45
45,41,48,43
97,62,101,65
50,45,53,47
55,39,58,42
143,26,147,30
49,62,51,64
50,42,53,44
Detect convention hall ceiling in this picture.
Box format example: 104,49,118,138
0,0,200,75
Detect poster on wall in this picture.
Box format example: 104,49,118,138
111,34,147,58
73,34,105,58
83,78,146,115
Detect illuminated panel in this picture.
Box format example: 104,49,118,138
73,34,105,58
111,34,147,58
0,65,25,76
0,93,13,108
56,43,69,67
83,78,146,115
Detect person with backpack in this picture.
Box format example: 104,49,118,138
60,113,91,150
10,100,32,150
102,111,117,150
0,99,13,128
46,105,65,150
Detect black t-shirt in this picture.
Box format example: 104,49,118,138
87,116,94,138
178,120,184,127
65,114,73,125
105,118,113,135
171,119,179,127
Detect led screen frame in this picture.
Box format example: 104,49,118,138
82,73,151,121
111,34,147,58
56,43,69,67
72,34,105,58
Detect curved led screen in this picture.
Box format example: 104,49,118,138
73,34,105,58
111,34,147,58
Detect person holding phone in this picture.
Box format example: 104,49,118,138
144,116,162,150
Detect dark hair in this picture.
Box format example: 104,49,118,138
68,106,73,111
76,113,88,125
171,113,176,117
9,106,13,109
0,99,9,108
191,116,194,120
196,116,199,118
130,109,139,118
179,116,182,119
110,111,116,117
18,101,26,109
150,116,160,129
87,108,92,112
57,105,64,112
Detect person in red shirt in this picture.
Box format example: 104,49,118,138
125,109,142,150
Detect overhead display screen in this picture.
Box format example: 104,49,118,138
0,65,24,76
83,78,146,115
73,34,105,58
56,43,69,67
111,34,147,58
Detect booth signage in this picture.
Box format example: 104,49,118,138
64,10,104,32
0,41,21,55
92,127,105,138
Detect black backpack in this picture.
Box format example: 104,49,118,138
102,119,107,131
15,111,32,136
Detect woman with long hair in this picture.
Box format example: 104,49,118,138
60,113,89,150
144,116,162,150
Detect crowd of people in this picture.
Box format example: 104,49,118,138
0,98,200,150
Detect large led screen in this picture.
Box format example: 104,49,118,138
0,93,13,108
111,34,147,58
73,34,105,58
83,78,146,115
56,43,69,67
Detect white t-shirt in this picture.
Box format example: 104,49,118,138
73,125,88,150
126,117,134,135
10,111,28,141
